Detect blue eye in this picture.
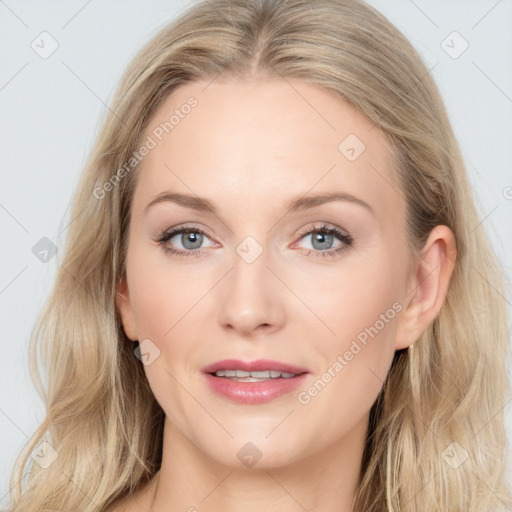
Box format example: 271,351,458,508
156,223,353,258
156,226,214,257
296,224,353,258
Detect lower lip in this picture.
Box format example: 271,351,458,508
204,373,309,404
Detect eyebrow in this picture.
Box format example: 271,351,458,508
144,191,375,216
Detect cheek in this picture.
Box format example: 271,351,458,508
300,251,404,355
125,249,206,427
294,268,401,453
293,252,403,412
127,245,206,340
294,244,405,419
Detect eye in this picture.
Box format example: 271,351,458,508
156,223,353,259
156,225,217,257
294,224,353,258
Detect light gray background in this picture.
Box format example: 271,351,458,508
1,0,511,504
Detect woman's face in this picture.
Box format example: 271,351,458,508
116,77,417,468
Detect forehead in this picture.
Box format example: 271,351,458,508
133,78,403,223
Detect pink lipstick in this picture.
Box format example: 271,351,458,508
202,359,310,404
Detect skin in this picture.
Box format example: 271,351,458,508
114,77,456,512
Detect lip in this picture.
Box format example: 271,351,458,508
202,359,310,405
201,358,309,375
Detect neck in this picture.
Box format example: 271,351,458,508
150,415,367,512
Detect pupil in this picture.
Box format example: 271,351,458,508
183,230,203,250
312,231,333,250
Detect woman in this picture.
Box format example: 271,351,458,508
4,0,511,510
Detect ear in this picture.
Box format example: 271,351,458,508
395,225,457,350
115,273,138,341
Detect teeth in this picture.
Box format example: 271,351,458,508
213,369,298,379
250,371,270,378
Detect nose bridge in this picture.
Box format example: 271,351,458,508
230,233,272,306
217,233,284,334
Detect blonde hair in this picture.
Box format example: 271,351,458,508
4,0,512,510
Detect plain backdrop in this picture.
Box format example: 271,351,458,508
1,0,511,504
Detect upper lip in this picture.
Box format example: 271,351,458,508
202,359,309,375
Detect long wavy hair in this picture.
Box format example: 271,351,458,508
4,0,512,510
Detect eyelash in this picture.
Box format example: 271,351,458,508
156,223,353,259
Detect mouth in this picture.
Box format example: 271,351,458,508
210,369,300,381
202,359,310,404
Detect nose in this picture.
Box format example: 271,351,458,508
217,245,285,337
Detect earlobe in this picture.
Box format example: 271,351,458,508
115,275,139,341
394,225,457,351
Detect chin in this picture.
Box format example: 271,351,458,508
199,434,308,470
